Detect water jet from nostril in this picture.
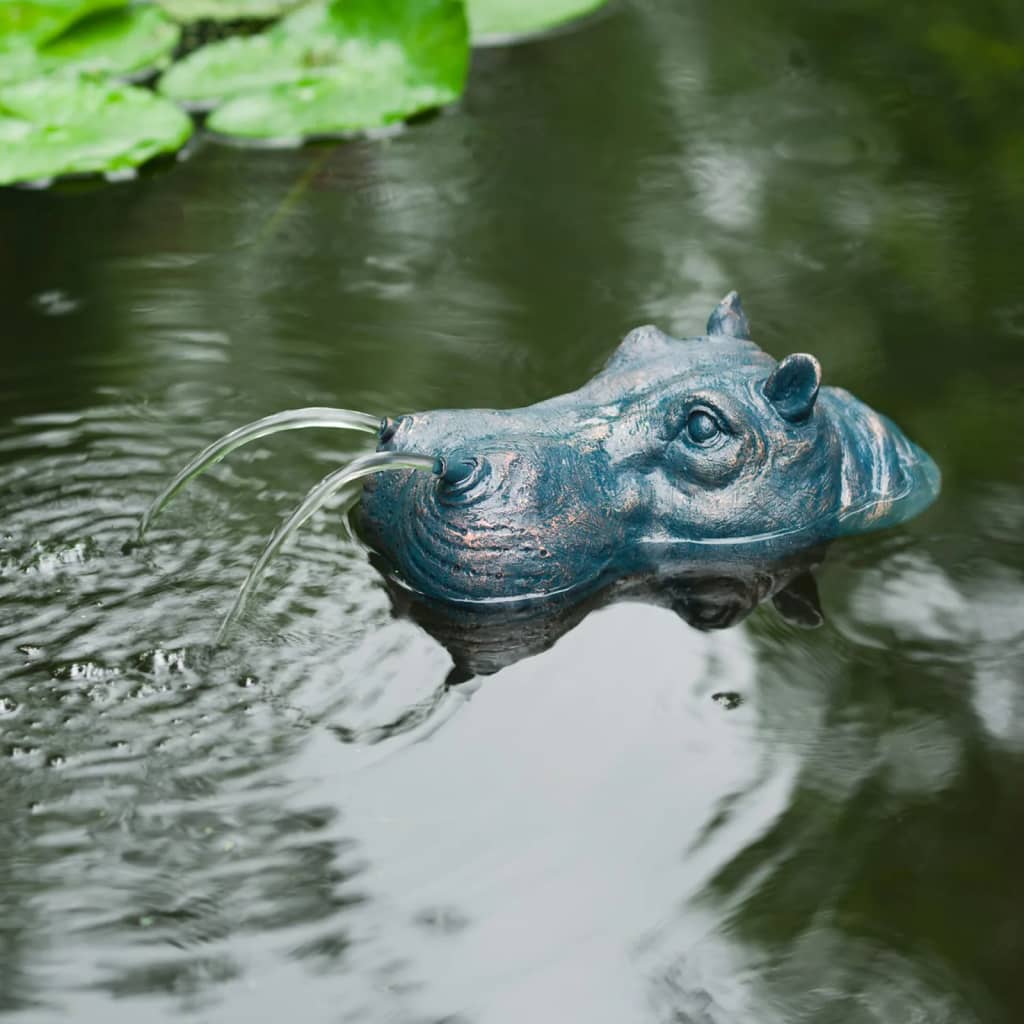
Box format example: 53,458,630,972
216,450,438,643
135,407,381,543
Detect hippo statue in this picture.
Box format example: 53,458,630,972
139,292,939,640
360,293,939,605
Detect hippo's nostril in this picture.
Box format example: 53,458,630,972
433,455,491,503
439,457,478,486
379,417,399,444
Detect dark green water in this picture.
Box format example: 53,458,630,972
2,1,1024,1020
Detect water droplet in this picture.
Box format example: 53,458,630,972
712,691,744,710
413,906,471,934
104,167,137,184
31,289,80,316
52,661,119,683
133,647,188,675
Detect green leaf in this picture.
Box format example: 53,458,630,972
158,31,316,107
41,7,180,77
465,0,608,42
208,72,454,139
0,0,124,48
0,4,180,86
0,42,40,86
156,0,304,21
159,0,468,138
0,75,193,186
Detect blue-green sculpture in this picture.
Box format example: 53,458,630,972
361,292,940,604
139,292,939,640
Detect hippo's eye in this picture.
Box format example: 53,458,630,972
686,409,721,444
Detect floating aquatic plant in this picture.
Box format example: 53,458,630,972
0,1,180,86
155,0,304,21
0,0,611,185
0,0,125,49
0,6,180,85
160,0,469,139
0,74,192,186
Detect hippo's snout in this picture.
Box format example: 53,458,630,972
360,413,627,603
377,415,553,511
380,414,533,508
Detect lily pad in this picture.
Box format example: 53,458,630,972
158,28,322,108
0,6,181,85
0,75,193,186
0,42,40,86
209,73,455,140
0,0,123,48
466,0,608,43
156,0,303,21
0,4,182,85
159,0,468,138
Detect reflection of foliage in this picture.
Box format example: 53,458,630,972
682,543,1024,1021
621,0,1023,499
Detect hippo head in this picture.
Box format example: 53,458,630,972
360,293,939,605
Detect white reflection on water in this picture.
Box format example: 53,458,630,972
841,550,1024,751
277,603,798,1023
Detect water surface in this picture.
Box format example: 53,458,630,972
2,0,1024,1020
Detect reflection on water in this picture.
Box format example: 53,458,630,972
383,551,826,682
2,0,1024,1020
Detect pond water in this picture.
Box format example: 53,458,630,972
2,0,1024,1021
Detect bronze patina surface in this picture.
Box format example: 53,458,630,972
361,293,940,604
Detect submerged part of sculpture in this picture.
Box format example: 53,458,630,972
361,292,939,605
139,292,939,631
378,548,828,684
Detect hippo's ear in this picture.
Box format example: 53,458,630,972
706,291,751,340
763,353,821,422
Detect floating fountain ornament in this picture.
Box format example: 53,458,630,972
138,293,940,640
